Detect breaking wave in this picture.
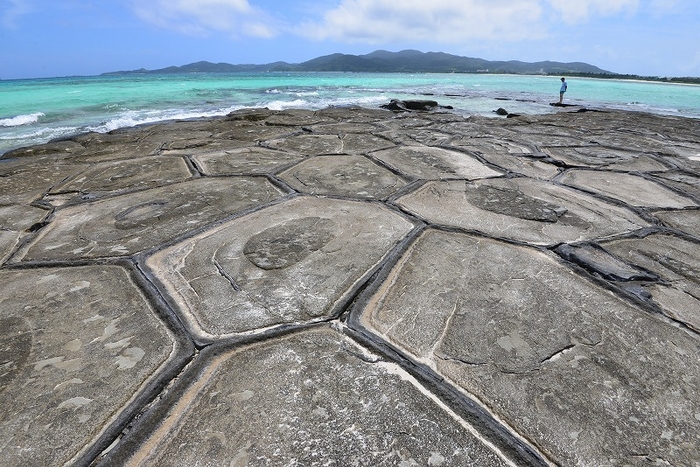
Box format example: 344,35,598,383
0,112,45,127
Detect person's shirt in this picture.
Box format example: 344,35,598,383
560,81,567,93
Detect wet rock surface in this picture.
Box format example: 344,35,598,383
1,106,699,466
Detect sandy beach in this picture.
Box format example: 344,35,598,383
1,105,699,466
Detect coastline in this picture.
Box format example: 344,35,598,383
1,105,699,466
3,72,700,156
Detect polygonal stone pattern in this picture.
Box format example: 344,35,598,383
0,266,177,466
542,146,668,171
146,196,415,339
602,233,700,331
372,145,502,180
645,284,700,332
447,137,560,180
17,177,285,261
555,243,658,281
397,178,649,245
359,229,700,466
340,132,396,154
0,230,18,263
477,153,559,180
0,158,87,204
217,122,297,143
655,209,700,238
558,169,697,208
0,204,47,263
115,327,509,467
651,171,700,202
265,134,345,155
192,147,305,175
279,155,407,200
50,155,193,201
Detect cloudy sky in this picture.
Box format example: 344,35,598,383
1,0,698,79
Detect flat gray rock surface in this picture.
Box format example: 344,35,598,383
397,178,649,245
119,327,509,467
0,265,185,466
1,107,699,466
359,229,700,466
146,196,414,341
16,177,286,261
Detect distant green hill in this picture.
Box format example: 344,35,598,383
103,50,612,75
98,50,700,83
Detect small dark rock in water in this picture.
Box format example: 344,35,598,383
381,99,451,111
495,107,509,116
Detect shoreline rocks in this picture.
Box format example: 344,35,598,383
1,106,699,466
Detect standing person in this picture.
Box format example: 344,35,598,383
559,77,568,104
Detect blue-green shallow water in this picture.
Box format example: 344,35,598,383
2,72,699,154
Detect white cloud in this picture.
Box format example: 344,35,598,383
547,0,640,24
132,0,277,38
2,0,32,29
298,0,546,43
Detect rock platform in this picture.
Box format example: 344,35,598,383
1,106,699,466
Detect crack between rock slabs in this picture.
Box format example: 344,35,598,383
212,258,285,320
212,258,241,291
539,340,602,366
437,354,488,367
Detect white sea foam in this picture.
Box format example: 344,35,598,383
88,108,236,133
0,112,45,127
264,99,309,111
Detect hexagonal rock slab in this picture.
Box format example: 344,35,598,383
108,327,509,467
466,148,560,180
372,145,502,180
192,147,305,175
0,266,180,466
651,171,700,201
265,134,344,156
50,155,193,201
0,230,18,263
558,170,697,209
17,177,285,262
446,137,560,180
602,233,700,331
397,178,649,245
339,132,396,154
541,146,668,171
145,196,415,340
358,229,700,466
0,157,87,205
655,209,700,238
279,155,407,200
0,204,47,263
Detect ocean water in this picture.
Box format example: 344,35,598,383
1,72,699,155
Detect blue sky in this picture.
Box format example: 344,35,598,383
1,0,698,79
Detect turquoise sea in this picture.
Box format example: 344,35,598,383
1,72,700,155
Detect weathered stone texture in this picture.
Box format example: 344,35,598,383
558,169,697,208
372,145,502,180
655,209,700,238
50,155,193,201
360,229,700,466
146,196,415,339
17,177,285,261
193,147,305,175
0,107,698,466
279,155,407,199
117,327,509,466
397,178,648,245
602,233,700,331
0,266,177,466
